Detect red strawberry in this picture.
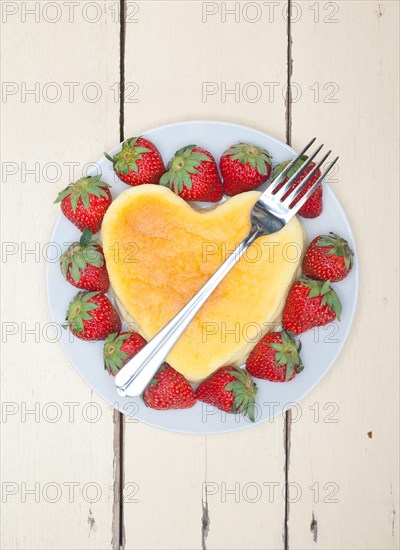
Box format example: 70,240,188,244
143,364,197,410
66,291,121,341
303,233,354,282
196,366,257,421
246,331,303,382
273,156,323,218
220,142,273,196
60,229,109,292
160,145,223,202
55,175,112,233
105,137,165,186
282,277,342,335
103,331,147,376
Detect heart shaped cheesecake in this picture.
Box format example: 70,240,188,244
101,185,305,382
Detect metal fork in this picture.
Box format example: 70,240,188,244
115,138,338,397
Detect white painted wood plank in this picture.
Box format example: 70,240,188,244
122,0,288,142
288,2,399,549
121,421,206,550
123,2,288,549
205,423,288,550
0,2,120,548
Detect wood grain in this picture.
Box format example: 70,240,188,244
1,2,120,548
123,1,288,548
1,1,398,549
288,2,399,549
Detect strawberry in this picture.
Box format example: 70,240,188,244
303,233,355,282
60,229,109,292
143,364,197,410
273,155,323,218
246,331,303,382
105,137,165,186
282,277,342,335
55,175,112,233
66,291,121,341
160,145,223,202
196,366,257,421
220,142,273,196
103,331,147,376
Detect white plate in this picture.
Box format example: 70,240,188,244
47,120,359,435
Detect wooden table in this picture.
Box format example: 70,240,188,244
1,1,399,548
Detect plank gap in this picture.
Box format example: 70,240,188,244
283,0,293,550
113,1,127,549
119,414,126,550
285,0,293,146
112,410,124,550
284,3,293,548
201,437,210,550
283,409,292,550
118,0,126,545
119,0,127,143
310,511,318,543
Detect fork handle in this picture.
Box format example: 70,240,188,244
114,229,261,397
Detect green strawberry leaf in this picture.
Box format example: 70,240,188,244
226,367,257,422
70,262,81,283
182,170,193,190
70,192,79,213
321,279,331,295
73,253,85,270
87,249,104,267
326,288,342,321
54,185,74,204
55,177,110,213
224,143,272,176
285,362,295,381
266,342,284,351
266,331,303,380
176,145,197,157
66,292,100,333
80,228,93,248
160,145,212,194
308,286,321,298
81,190,90,209
107,136,152,175
316,233,354,273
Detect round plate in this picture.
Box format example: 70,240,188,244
47,120,359,434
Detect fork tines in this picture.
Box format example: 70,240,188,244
269,138,339,214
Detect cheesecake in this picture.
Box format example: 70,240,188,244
101,185,305,382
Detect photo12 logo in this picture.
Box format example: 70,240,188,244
1,399,142,425
201,2,340,24
1,481,140,504
201,400,340,424
201,240,303,264
202,81,340,105
1,1,140,24
1,81,140,104
202,480,339,504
